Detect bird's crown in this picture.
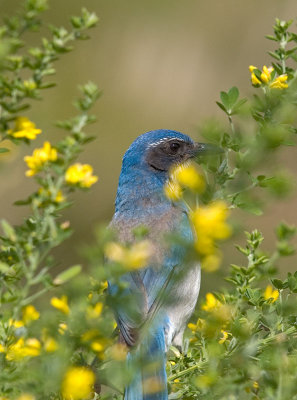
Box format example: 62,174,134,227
122,129,195,172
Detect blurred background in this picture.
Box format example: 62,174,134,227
0,0,297,291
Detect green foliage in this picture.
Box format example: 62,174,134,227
0,4,297,400
0,0,98,135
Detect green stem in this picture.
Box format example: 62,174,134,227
168,361,207,382
228,114,235,135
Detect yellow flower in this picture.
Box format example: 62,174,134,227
51,295,70,314
0,344,5,352
249,65,288,89
55,190,65,203
16,394,35,400
44,337,58,352
264,285,279,302
164,162,205,201
201,253,221,272
24,141,57,176
58,323,68,335
22,305,40,324
188,318,205,333
100,280,108,292
7,117,41,140
23,79,37,90
65,163,98,188
23,338,41,357
260,65,273,83
253,381,259,390
201,293,221,312
81,329,100,342
171,162,205,193
5,338,25,360
5,338,41,361
91,340,105,353
104,240,152,270
270,74,288,89
218,330,229,344
249,65,261,86
61,367,95,400
190,201,231,256
164,180,182,201
86,302,103,319
9,319,24,328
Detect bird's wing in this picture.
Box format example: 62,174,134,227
109,211,192,347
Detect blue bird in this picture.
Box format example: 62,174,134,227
109,129,213,400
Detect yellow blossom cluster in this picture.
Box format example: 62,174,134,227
201,292,222,312
24,141,57,176
190,201,231,271
65,163,98,188
9,305,40,328
187,293,232,345
249,65,288,89
264,285,279,302
51,295,70,314
4,337,41,361
218,330,229,344
59,323,68,335
86,302,103,319
22,305,40,324
164,162,205,201
104,240,152,270
43,336,58,352
38,187,65,204
7,117,42,140
188,318,205,333
61,367,95,400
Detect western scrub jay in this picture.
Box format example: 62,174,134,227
109,129,211,399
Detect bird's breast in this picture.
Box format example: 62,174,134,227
111,204,190,265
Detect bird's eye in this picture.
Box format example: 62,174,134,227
169,142,180,152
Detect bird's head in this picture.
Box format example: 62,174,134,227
115,129,221,214
122,129,220,173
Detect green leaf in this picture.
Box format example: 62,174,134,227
271,278,285,290
268,51,280,60
232,98,247,115
228,86,239,107
0,262,10,273
265,35,278,41
235,245,249,256
1,220,16,241
220,91,230,110
216,101,227,113
236,201,263,216
14,197,32,206
0,148,9,153
53,265,82,285
276,222,296,241
277,241,295,256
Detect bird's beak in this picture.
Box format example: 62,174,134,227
191,142,224,157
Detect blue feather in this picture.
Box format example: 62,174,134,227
109,130,201,399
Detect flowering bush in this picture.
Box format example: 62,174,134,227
1,3,297,400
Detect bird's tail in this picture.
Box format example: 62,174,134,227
125,326,168,400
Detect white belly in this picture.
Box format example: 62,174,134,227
164,263,201,349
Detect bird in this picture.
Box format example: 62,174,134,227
108,129,215,400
